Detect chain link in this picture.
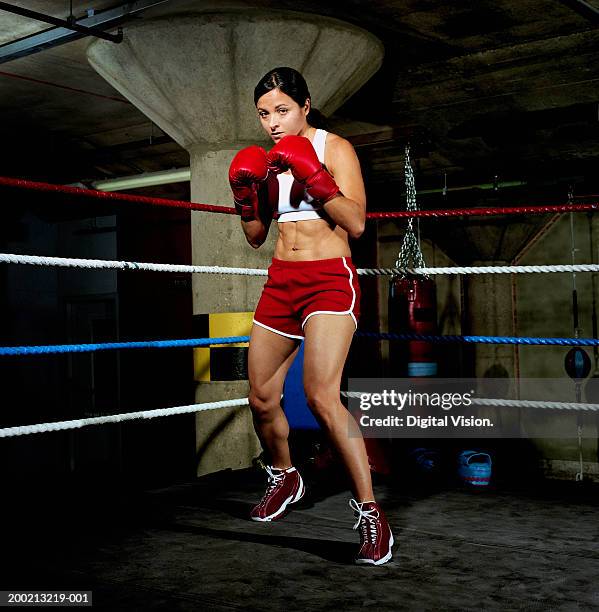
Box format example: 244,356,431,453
395,145,428,276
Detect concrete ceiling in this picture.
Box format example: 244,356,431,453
0,0,598,261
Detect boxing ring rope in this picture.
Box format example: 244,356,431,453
3,253,599,277
0,398,249,439
0,253,267,276
2,394,598,440
3,254,599,352
1,175,598,219
0,176,235,215
341,393,599,413
3,332,599,356
0,336,249,356
3,175,599,439
357,332,599,346
365,202,599,219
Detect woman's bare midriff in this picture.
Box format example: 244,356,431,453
273,218,352,261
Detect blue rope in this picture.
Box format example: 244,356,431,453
2,332,599,356
356,332,599,346
0,336,250,356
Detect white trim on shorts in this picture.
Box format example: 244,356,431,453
301,257,357,331
253,318,304,340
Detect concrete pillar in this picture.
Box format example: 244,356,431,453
87,9,384,475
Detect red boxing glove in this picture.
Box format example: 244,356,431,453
266,135,342,204
228,145,268,221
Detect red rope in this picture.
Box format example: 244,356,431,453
0,176,235,215
1,175,598,219
367,202,599,218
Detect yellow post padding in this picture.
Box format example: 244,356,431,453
210,312,253,347
193,347,211,382
193,312,254,381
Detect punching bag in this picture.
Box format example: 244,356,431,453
389,276,438,377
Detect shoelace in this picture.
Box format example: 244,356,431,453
349,499,379,544
257,466,285,507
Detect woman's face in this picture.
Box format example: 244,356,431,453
256,88,310,143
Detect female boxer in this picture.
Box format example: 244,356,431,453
228,67,393,565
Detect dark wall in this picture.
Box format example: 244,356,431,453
116,202,195,485
0,187,194,488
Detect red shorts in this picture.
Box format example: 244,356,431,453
253,256,361,339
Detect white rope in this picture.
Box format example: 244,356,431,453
0,253,267,276
4,253,599,277
0,397,249,438
358,264,599,276
341,391,599,412
472,398,599,412
4,393,597,439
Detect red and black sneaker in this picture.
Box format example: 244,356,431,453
350,499,394,565
250,465,305,522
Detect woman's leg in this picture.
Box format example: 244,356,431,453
248,323,299,468
302,314,374,502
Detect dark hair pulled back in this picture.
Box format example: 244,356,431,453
254,67,328,129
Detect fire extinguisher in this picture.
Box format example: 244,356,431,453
389,276,438,377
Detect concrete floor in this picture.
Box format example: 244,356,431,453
3,466,599,611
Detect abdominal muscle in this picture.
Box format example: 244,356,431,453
273,218,352,261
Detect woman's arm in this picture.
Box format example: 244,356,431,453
323,137,366,240
240,181,275,248
229,145,273,248
241,216,270,249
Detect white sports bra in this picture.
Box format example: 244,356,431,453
277,129,328,223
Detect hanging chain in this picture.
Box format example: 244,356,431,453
395,145,428,277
